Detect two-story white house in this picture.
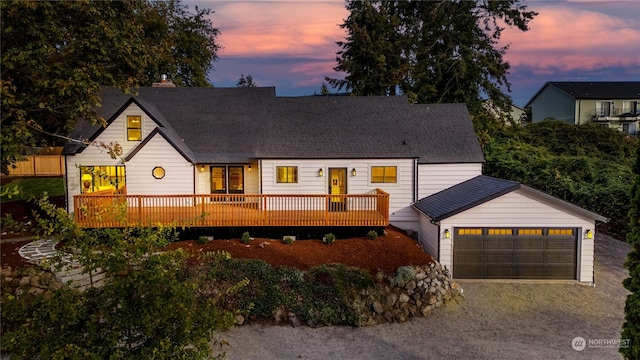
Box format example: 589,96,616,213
525,81,640,134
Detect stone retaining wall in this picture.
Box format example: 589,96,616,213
1,265,104,297
371,260,462,324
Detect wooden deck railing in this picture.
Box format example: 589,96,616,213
73,190,390,228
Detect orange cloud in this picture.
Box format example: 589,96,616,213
209,1,347,58
501,3,640,71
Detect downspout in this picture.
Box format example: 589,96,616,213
259,159,263,194
64,155,70,213
413,158,418,203
436,223,441,261
430,218,441,261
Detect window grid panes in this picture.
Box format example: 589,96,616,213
80,166,125,193
549,229,574,236
519,229,543,236
276,166,298,183
371,166,397,183
488,228,512,235
127,115,142,141
458,228,482,235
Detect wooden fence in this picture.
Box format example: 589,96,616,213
5,156,64,177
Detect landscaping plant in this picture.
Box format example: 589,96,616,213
282,236,294,245
241,231,252,244
324,233,336,245
621,144,640,359
482,120,637,238
197,235,209,245
1,197,238,360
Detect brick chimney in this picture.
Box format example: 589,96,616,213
152,74,176,87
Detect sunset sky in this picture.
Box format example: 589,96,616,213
198,0,640,106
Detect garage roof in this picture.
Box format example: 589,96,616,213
412,175,608,223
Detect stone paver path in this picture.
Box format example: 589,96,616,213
18,239,58,264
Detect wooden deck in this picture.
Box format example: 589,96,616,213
73,190,389,228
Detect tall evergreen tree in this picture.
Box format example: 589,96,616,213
1,0,220,174
622,144,640,359
328,0,536,114
237,74,257,87
327,1,408,96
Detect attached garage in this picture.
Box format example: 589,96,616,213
413,176,607,284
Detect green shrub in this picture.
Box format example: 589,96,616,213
205,258,380,327
2,199,237,359
367,230,378,240
282,236,294,245
621,144,640,359
482,120,638,238
206,258,293,317
241,231,252,244
324,233,336,245
1,213,28,234
390,265,416,287
297,264,377,326
196,235,208,245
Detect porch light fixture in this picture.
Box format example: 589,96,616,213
248,165,252,172
318,168,324,177
444,229,450,239
351,168,357,177
585,229,593,239
199,165,206,172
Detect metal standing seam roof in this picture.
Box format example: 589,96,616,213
63,87,485,165
412,175,608,223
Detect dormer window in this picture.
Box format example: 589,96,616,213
127,115,142,141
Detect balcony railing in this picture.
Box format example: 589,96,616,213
73,190,390,228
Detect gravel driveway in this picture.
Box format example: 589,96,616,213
218,234,631,360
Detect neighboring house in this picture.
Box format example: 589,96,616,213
525,81,640,134
62,86,606,283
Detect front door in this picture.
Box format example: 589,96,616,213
328,168,347,211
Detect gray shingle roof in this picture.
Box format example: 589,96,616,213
413,175,608,222
63,87,485,164
547,82,640,99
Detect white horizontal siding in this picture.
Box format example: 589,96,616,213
125,133,194,195
578,238,594,283
65,104,161,211
444,190,595,227
418,215,439,259
439,237,453,273
260,159,416,226
418,163,482,199
438,189,596,283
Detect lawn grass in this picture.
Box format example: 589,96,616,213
0,178,65,203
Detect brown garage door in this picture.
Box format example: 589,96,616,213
453,228,577,279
